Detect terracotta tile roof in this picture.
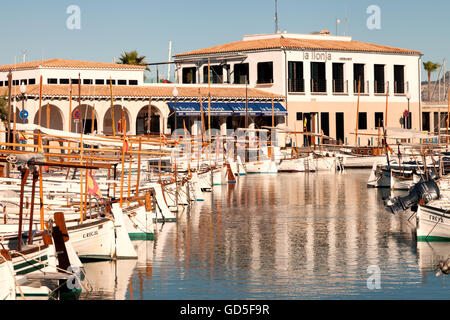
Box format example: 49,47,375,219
0,59,146,72
175,36,421,57
0,85,283,100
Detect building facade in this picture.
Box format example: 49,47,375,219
0,59,285,137
174,32,422,146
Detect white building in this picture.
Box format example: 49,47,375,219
174,31,423,146
0,59,285,136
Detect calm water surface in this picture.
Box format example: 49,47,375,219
81,170,450,300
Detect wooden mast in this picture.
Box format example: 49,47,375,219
110,77,116,136
354,78,361,147
69,81,73,132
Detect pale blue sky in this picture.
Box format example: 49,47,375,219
1,0,448,81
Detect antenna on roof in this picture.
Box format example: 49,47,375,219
22,50,27,63
274,0,279,34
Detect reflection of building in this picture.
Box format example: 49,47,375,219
0,59,285,135
174,31,422,146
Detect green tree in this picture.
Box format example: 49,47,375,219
118,50,149,71
423,61,440,101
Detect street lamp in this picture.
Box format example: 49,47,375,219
406,91,411,129
172,87,179,134
20,83,26,124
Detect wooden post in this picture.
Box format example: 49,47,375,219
6,71,12,146
69,81,73,132
38,75,43,126
136,138,142,196
39,165,45,230
355,78,361,146
28,170,39,245
110,77,116,136
120,120,127,208
127,141,133,206
91,104,96,134
17,169,30,251
46,103,50,129
147,96,152,135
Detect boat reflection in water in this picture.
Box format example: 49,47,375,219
82,170,450,299
417,242,450,272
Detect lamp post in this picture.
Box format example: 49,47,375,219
406,91,411,129
172,87,179,135
20,83,26,124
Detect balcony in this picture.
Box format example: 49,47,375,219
311,79,327,94
288,78,305,93
332,79,348,95
353,80,369,95
374,80,387,95
394,81,409,95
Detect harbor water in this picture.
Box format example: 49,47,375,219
80,170,450,300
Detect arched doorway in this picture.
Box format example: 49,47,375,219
33,104,64,130
103,105,130,135
70,105,98,134
136,105,161,135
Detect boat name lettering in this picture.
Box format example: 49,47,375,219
83,230,98,238
429,215,444,223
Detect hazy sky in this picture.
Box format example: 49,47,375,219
1,0,448,81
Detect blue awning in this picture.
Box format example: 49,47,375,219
227,102,287,116
167,102,287,116
167,102,233,116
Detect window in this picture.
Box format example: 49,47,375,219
332,63,345,93
48,78,57,84
321,112,330,136
375,112,384,128
95,79,105,85
28,78,36,85
394,65,405,94
106,79,116,85
422,112,430,132
4,81,8,87
118,80,127,85
288,61,304,92
257,62,273,84
234,63,249,84
311,62,326,92
203,65,223,84
353,64,365,93
83,79,93,85
129,80,138,85
60,79,70,84
374,64,385,94
182,67,196,84
20,79,27,85
71,78,79,85
406,112,412,129
0,81,3,86
13,80,19,86
358,112,367,130
296,112,303,121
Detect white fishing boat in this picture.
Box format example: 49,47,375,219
245,159,278,174
0,250,15,300
417,200,450,242
367,161,391,188
390,168,415,190
278,155,313,172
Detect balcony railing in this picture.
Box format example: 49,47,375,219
394,81,409,95
333,79,348,94
374,80,386,94
288,78,305,93
353,80,368,94
311,79,327,93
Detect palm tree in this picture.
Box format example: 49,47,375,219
423,61,440,101
118,50,150,71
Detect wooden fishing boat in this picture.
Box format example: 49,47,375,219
417,200,450,242
0,250,15,300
